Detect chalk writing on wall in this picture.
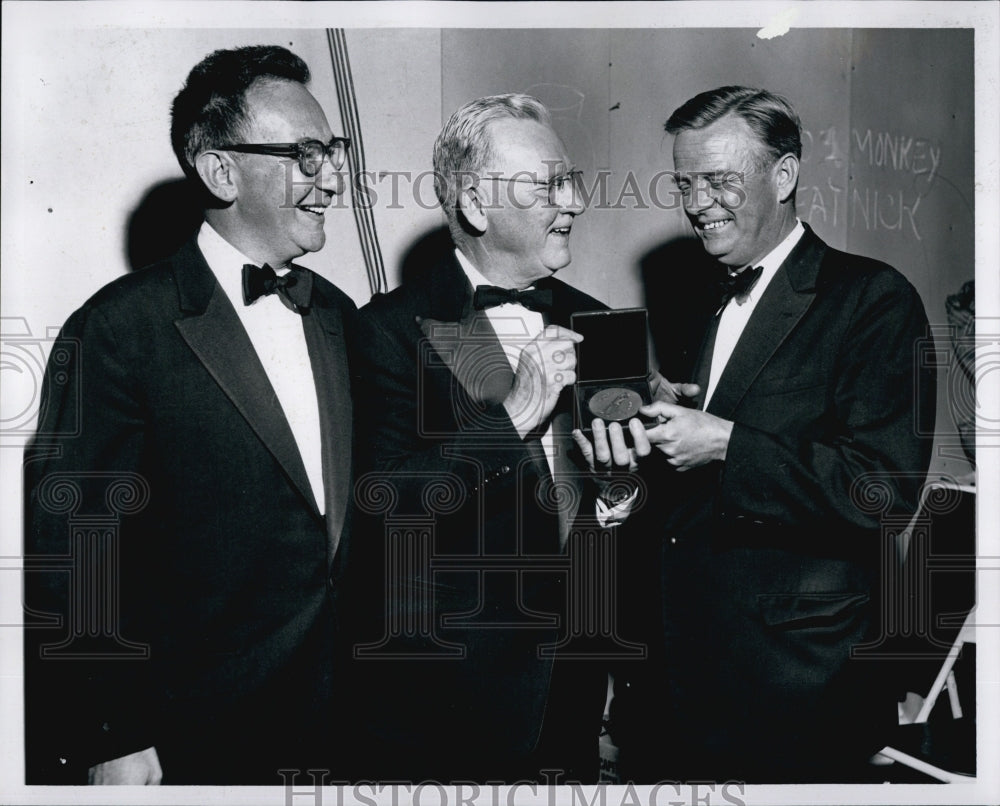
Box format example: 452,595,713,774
796,126,942,241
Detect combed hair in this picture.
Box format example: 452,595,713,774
665,86,802,168
170,45,310,178
432,93,552,218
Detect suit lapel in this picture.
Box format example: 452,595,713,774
301,288,352,560
419,311,515,407
417,255,556,489
171,242,321,517
550,406,582,547
418,255,515,407
537,278,581,330
707,227,824,418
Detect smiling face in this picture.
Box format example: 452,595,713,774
672,113,796,269
228,79,341,268
474,117,584,288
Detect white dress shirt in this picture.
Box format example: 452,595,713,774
703,220,806,408
197,222,326,514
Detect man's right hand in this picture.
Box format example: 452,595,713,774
88,746,162,785
504,325,584,438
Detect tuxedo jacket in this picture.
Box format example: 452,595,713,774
23,239,357,783
613,225,936,782
349,253,608,781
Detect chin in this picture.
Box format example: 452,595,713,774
544,254,572,273
299,234,327,256
702,241,732,261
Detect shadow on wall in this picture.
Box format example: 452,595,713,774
639,235,724,383
125,178,205,271
398,224,454,289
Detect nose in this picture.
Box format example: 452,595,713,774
683,174,718,214
313,150,346,196
554,174,586,216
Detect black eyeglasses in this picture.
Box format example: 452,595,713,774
219,136,351,176
484,169,585,205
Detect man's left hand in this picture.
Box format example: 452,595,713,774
573,418,644,507
573,418,645,475
631,401,734,471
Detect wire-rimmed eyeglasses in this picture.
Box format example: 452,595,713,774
483,169,584,205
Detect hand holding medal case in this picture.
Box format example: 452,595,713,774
571,308,656,439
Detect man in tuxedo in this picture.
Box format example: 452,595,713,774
350,94,615,783
604,86,936,782
24,45,357,784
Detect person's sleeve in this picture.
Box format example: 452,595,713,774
23,302,156,780
719,270,936,534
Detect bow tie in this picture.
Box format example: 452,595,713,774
242,263,313,313
717,266,762,312
472,285,554,313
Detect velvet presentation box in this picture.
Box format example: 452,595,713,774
571,308,655,438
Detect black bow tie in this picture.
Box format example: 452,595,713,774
717,266,763,312
242,263,312,313
472,285,554,313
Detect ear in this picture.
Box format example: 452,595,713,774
457,183,488,235
194,150,239,204
773,153,799,204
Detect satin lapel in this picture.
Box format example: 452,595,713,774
174,280,320,516
418,308,515,407
419,283,554,489
302,294,351,561
550,407,582,547
539,285,583,543
706,244,819,419
539,279,586,330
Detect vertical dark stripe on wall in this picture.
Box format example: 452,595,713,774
327,28,388,297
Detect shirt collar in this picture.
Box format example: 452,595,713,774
454,248,493,293
454,248,541,300
197,220,295,274
198,221,292,307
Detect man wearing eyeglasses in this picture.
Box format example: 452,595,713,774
24,45,357,784
598,86,936,782
349,94,614,782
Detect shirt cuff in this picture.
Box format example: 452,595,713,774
594,487,639,527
